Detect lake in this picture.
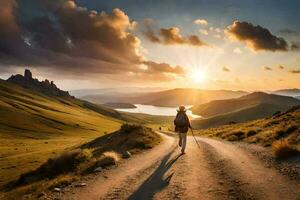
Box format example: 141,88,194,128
115,104,202,119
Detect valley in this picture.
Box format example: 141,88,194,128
0,70,299,199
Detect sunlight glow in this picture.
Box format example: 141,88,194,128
190,69,206,83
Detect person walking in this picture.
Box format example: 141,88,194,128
174,105,191,154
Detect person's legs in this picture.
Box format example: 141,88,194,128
178,132,182,147
181,132,187,153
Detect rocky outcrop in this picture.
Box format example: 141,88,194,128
7,69,73,98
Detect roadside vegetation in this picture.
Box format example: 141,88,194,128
0,79,169,196
2,124,162,199
194,106,300,158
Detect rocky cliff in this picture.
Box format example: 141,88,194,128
7,69,72,98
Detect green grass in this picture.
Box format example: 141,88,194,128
0,79,123,189
192,92,300,129
2,124,161,199
0,79,170,198
194,106,300,148
192,103,293,129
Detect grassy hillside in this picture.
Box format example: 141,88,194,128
0,79,125,189
192,92,300,129
3,124,162,199
192,92,300,117
192,103,290,129
83,88,247,107
194,106,300,148
0,79,172,190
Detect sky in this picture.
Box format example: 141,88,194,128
0,0,299,91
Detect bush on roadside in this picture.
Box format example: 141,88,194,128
272,140,300,159
96,151,120,168
120,123,142,134
18,149,93,185
39,149,92,177
227,135,239,141
247,130,257,137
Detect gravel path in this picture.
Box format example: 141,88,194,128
44,132,300,200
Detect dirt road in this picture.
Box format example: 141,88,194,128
54,132,300,200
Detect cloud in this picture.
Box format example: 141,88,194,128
222,66,230,72
225,21,288,52
278,65,284,69
194,19,208,25
264,66,272,71
233,47,242,54
199,29,208,35
143,61,185,74
290,69,300,74
0,0,184,81
143,22,207,47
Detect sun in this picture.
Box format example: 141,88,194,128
190,69,206,83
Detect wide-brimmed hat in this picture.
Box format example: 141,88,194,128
177,105,186,112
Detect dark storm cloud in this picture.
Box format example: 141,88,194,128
226,21,288,52
0,0,184,79
143,20,207,47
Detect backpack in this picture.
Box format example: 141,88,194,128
174,112,188,127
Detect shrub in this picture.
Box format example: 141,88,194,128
247,130,257,137
120,123,142,134
274,125,298,140
227,135,239,141
272,140,300,159
76,149,92,163
96,151,120,167
232,131,245,139
286,125,298,134
26,149,92,179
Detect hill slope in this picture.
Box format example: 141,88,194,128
195,106,300,147
83,88,247,107
0,78,125,187
192,92,300,117
192,92,300,129
272,88,300,97
0,76,173,189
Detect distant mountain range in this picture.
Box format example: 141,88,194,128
70,87,166,97
83,88,248,107
192,92,300,129
103,102,137,109
271,88,300,97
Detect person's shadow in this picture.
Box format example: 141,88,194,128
128,150,183,200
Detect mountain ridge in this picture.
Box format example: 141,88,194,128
83,88,248,107
7,69,72,98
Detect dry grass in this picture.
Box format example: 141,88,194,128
194,106,300,147
3,124,161,198
272,140,300,159
15,149,92,186
96,151,120,167
2,175,80,200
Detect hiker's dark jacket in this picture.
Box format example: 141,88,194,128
174,111,191,133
